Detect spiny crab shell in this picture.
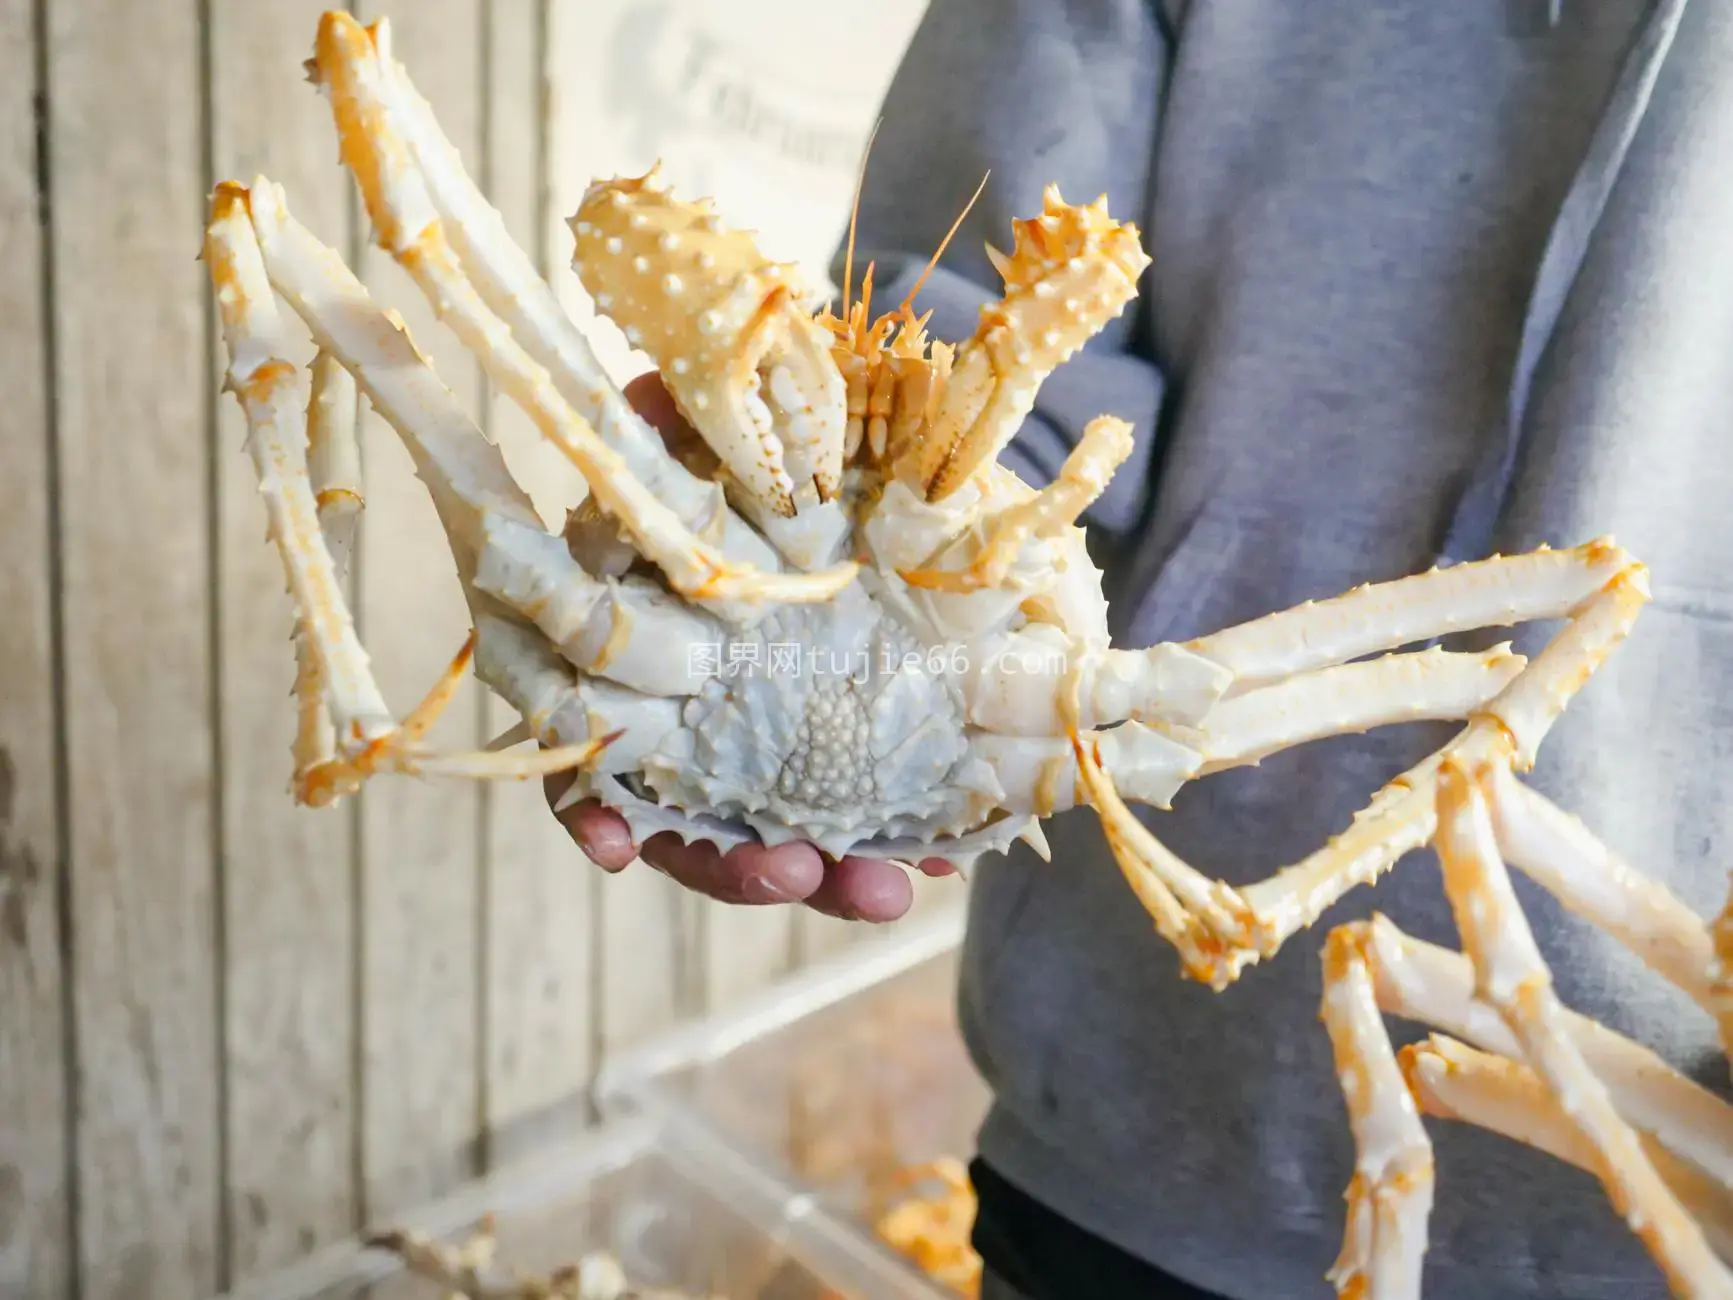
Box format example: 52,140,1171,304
545,164,1190,864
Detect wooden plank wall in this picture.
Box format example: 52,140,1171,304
0,1,951,1297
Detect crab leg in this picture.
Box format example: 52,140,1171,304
1483,762,1727,1028
907,186,1151,501
207,183,391,750
469,614,680,775
1317,925,1435,1299
1228,560,1649,971
311,15,853,610
313,11,778,576
290,350,364,781
474,513,726,698
1066,715,1254,979
1187,539,1637,694
1352,913,1733,1190
1401,1035,1733,1263
1430,757,1733,1297
215,182,616,797
899,415,1135,594
969,646,1522,824
1196,645,1526,774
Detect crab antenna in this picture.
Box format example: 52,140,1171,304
842,116,882,323
898,170,990,317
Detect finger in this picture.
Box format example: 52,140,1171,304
719,840,826,904
803,856,915,923
551,796,638,872
623,369,688,438
639,831,736,898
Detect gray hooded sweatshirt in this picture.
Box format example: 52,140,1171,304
840,2,1733,1297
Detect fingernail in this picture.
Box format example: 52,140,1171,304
742,875,792,903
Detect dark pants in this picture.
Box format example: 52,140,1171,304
970,1159,1229,1300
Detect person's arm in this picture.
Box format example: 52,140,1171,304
835,0,1175,537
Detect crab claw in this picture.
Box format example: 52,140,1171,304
569,168,847,518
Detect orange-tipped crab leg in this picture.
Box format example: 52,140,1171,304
1430,758,1733,1297
967,723,1204,821
310,11,779,577
206,184,614,806
288,350,363,782
1401,1035,1733,1264
473,513,729,699
310,12,853,609
1193,644,1527,775
965,645,1524,820
1236,560,1649,969
1481,761,1730,1035
206,181,391,750
1317,925,1436,1300
1187,539,1637,693
1352,913,1733,1191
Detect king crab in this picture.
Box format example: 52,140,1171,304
204,11,1733,1296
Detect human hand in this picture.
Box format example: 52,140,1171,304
543,372,956,923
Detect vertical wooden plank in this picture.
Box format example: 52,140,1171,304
478,0,598,1164
208,3,360,1282
797,909,870,965
49,0,221,1295
0,1,71,1297
595,870,704,1057
354,0,488,1219
705,905,800,1012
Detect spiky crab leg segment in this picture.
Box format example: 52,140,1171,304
899,415,1134,594
957,634,1232,736
1400,1035,1733,1264
1226,558,1649,978
207,182,392,753
907,186,1151,501
1186,539,1635,693
312,13,851,608
1354,914,1733,1189
288,351,364,782
331,15,776,577
1194,645,1526,776
216,181,618,801
968,723,1203,819
1430,757,1733,1297
1482,762,1730,1034
296,632,619,805
969,646,1520,829
1064,698,1254,979
1318,925,1435,1299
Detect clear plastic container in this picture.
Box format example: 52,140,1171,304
207,1112,890,1300
596,906,987,1299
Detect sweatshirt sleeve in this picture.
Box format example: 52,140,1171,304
832,0,1174,538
